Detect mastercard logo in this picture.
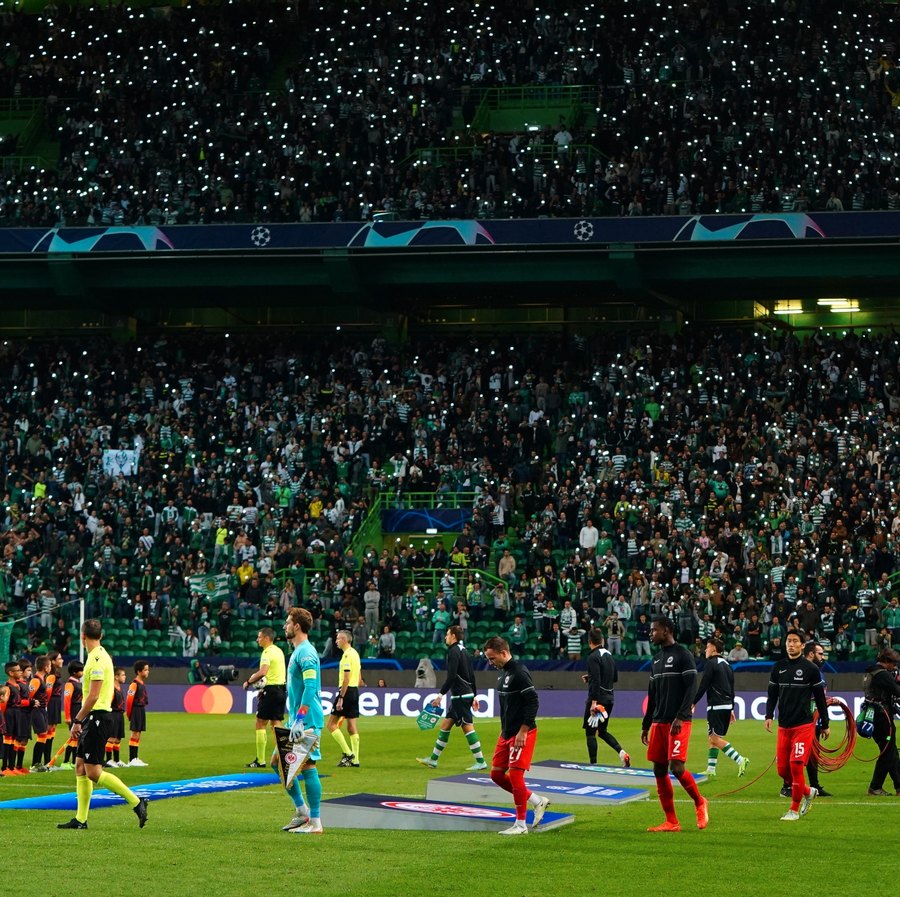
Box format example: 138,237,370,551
183,684,234,714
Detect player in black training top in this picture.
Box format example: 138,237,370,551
416,626,487,770
581,628,630,766
764,629,829,822
483,636,550,835
693,637,749,779
641,616,709,832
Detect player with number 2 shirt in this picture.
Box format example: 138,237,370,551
641,615,709,833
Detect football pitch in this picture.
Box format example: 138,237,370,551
1,714,894,897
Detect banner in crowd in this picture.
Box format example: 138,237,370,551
1,212,899,256
162,685,867,720
186,573,232,602
101,448,141,477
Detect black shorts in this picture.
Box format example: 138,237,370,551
16,709,31,741
47,696,62,726
129,707,147,733
256,685,286,721
110,711,126,740
332,686,360,720
31,708,49,737
76,711,112,764
582,698,615,731
447,695,475,727
707,709,732,737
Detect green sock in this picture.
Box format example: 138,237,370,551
465,729,484,762
349,732,360,762
96,770,140,809
75,775,93,823
331,728,351,755
707,748,718,770
431,728,450,761
255,729,268,764
722,742,743,763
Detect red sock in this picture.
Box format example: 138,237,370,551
655,773,678,823
676,770,703,806
507,767,529,821
790,761,807,811
490,768,514,794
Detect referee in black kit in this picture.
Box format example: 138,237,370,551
243,626,287,768
57,619,148,830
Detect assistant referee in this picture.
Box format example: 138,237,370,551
57,619,148,830
327,629,362,767
244,627,287,768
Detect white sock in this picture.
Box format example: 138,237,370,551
528,792,542,807
295,803,310,817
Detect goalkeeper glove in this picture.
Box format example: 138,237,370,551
289,705,309,741
587,705,608,727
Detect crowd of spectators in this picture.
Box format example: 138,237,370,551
2,323,900,666
2,0,900,225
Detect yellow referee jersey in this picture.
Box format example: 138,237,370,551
339,645,361,688
84,645,115,711
259,643,286,686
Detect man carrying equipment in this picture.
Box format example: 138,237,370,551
281,607,325,834
863,647,900,796
416,625,487,771
57,619,148,830
327,629,362,767
483,636,550,835
581,628,630,767
642,615,709,832
243,627,286,769
764,629,829,822
693,637,748,778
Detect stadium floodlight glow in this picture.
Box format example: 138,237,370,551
773,300,803,315
817,298,860,312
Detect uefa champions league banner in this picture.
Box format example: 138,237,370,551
158,685,869,720
0,211,899,255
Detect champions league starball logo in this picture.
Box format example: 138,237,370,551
573,220,594,241
250,225,271,247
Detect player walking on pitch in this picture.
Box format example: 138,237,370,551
483,636,550,835
417,625,487,770
764,629,829,821
281,607,325,834
582,628,630,767
692,637,749,778
641,616,709,832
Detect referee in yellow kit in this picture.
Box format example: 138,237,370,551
327,629,362,767
243,626,286,768
57,619,149,830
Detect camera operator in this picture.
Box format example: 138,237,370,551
863,648,900,796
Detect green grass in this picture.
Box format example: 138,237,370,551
1,715,894,897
